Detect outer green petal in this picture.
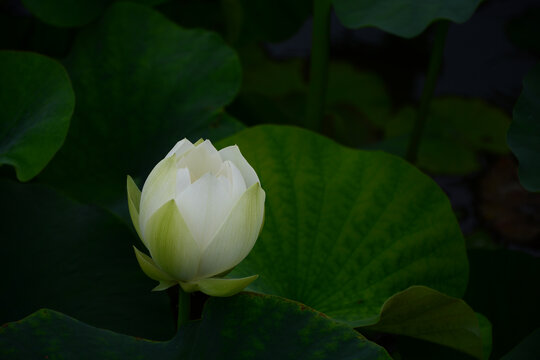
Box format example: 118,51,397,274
127,175,143,240
152,281,176,292
133,246,176,291
183,275,259,297
193,138,205,146
179,281,200,293
144,200,201,281
198,183,265,278
139,155,177,238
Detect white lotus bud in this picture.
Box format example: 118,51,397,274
127,139,265,297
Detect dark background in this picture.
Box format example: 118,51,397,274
1,0,539,358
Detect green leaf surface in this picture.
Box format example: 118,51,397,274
38,2,242,213
333,0,482,38
217,125,468,327
0,293,391,360
380,98,510,174
362,286,484,359
0,179,174,340
465,249,540,358
501,328,540,360
508,63,540,192
21,0,167,27
0,51,74,181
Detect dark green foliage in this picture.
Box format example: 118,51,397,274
0,293,391,360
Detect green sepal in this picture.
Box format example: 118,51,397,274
133,246,176,292
126,175,142,240
180,275,259,297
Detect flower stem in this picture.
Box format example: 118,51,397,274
305,0,332,132
177,286,191,329
405,21,450,163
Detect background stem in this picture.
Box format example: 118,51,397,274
305,0,332,132
405,21,450,163
177,287,191,329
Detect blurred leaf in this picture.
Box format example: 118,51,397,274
0,293,391,360
501,328,540,360
477,313,493,360
188,111,246,142
224,0,311,44
381,98,510,174
465,249,540,358
326,62,391,126
38,2,242,215
227,46,307,128
21,0,168,27
0,51,74,181
478,156,540,244
508,63,540,192
325,62,392,146
0,179,174,340
384,312,490,359
218,125,468,326
333,0,482,38
156,0,225,34
240,47,306,97
363,286,484,359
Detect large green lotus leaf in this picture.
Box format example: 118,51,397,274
501,328,540,360
0,293,391,360
21,0,167,27
465,249,540,358
333,0,482,38
0,178,174,340
38,2,242,212
508,63,540,192
217,125,468,326
362,286,485,359
0,51,74,181
380,98,510,174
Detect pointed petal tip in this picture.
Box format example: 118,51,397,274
197,275,259,297
133,246,175,283
152,281,177,292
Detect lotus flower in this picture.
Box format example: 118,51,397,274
127,138,265,297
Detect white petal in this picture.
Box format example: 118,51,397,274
176,173,236,251
139,155,177,240
165,138,194,159
197,183,265,278
144,200,201,281
176,167,192,197
216,160,247,200
219,145,259,187
177,140,223,182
